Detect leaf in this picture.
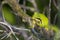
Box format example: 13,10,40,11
2,4,17,25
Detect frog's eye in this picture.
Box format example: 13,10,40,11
36,18,42,24
36,18,41,20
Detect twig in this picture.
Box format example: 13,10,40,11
2,0,34,29
0,30,6,32
1,33,7,39
53,0,58,10
0,2,4,22
0,21,31,34
0,24,9,31
48,0,51,24
12,26,30,32
20,5,36,12
53,14,57,25
4,0,31,20
0,22,19,40
28,0,38,12
23,0,26,13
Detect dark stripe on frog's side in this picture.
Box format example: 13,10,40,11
36,18,42,24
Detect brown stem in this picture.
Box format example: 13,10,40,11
4,0,31,22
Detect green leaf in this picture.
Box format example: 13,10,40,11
2,4,17,25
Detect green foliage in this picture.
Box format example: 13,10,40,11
50,25,59,32
2,4,17,25
0,0,60,40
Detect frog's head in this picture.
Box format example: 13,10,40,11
32,12,48,28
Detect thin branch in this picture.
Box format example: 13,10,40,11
2,0,34,29
0,30,6,32
0,22,19,40
0,2,4,22
0,24,9,31
23,0,26,13
53,14,57,25
53,0,58,10
28,0,38,12
0,21,31,34
0,32,7,39
48,0,51,24
12,26,30,32
4,0,31,20
20,5,36,12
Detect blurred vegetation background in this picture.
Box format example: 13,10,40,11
0,0,60,40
